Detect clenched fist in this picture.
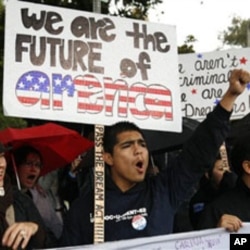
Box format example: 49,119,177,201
220,69,250,112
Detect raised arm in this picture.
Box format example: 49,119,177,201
220,69,250,112
167,69,250,207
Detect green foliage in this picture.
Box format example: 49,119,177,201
0,0,27,129
0,106,27,130
111,0,163,20
19,0,162,19
178,35,197,54
219,16,250,48
18,0,109,13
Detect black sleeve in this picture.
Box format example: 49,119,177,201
58,166,79,205
196,201,223,230
164,104,232,208
181,104,231,172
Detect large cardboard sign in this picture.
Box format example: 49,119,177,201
179,48,250,121
3,1,181,132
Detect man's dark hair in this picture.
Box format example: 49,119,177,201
103,121,145,154
230,135,250,176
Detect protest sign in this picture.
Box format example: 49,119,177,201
42,223,250,250
3,1,181,132
179,48,250,121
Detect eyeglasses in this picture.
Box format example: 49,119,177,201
23,161,42,168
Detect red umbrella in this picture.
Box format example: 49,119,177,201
0,123,94,176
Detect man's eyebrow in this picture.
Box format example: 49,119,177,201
118,138,146,146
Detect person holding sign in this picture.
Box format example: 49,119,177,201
189,144,237,230
60,69,250,246
197,134,250,232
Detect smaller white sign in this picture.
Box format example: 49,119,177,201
179,48,250,121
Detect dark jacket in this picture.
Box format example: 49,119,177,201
60,104,231,246
189,171,237,229
13,189,58,249
197,178,250,230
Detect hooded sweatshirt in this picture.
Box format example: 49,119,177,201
60,104,231,246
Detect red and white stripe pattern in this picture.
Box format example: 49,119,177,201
74,74,173,119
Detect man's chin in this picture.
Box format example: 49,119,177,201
134,176,145,183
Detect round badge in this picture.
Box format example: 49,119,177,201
131,215,147,231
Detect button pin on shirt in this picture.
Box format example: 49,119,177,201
132,215,147,230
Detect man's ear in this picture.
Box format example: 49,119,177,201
103,152,113,166
242,160,250,174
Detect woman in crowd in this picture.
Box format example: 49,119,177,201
9,145,62,245
1,142,46,250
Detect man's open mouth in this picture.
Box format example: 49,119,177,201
136,161,143,169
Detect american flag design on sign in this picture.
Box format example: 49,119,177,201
128,83,173,120
16,71,50,109
52,74,75,110
74,74,103,114
16,71,75,110
104,78,130,118
74,74,173,119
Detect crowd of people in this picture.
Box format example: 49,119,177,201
1,68,250,249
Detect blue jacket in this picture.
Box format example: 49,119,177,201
60,104,231,246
